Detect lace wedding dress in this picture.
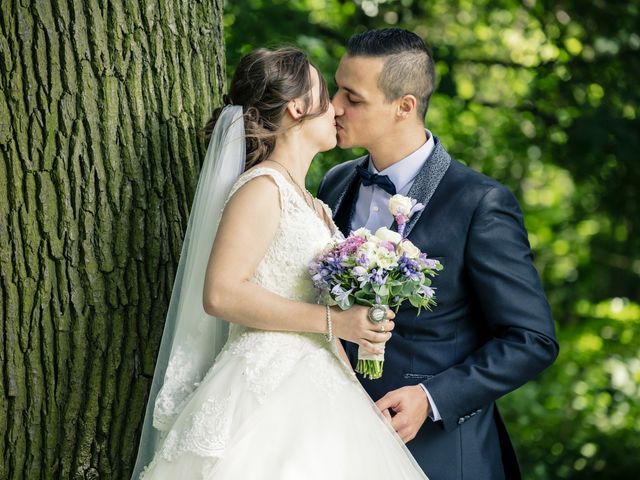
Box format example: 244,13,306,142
139,168,428,479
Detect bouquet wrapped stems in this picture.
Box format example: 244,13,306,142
356,345,386,380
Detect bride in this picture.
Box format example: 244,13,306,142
131,47,428,479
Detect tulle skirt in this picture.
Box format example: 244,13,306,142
139,330,428,479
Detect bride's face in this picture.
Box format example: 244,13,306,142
304,66,337,152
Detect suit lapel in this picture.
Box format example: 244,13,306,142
391,137,452,237
331,156,368,235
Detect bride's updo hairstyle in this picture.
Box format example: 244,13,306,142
203,47,331,169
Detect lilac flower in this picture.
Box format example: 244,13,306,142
369,268,387,285
418,253,437,270
398,255,421,281
357,254,370,268
331,284,354,309
351,266,369,286
326,255,346,275
338,235,366,256
419,285,436,298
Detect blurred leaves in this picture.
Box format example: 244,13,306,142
224,1,640,477
501,298,640,479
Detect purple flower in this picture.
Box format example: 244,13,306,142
419,285,436,298
331,284,354,309
351,266,369,285
369,268,387,285
418,253,437,270
398,255,421,280
338,235,367,256
357,254,370,267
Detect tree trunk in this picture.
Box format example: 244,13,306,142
0,0,225,478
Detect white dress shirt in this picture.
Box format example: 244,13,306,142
350,129,442,422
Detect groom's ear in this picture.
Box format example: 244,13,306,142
286,99,305,120
396,94,418,119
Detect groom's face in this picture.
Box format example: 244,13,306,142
332,55,397,150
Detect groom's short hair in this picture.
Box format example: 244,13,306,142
346,28,435,119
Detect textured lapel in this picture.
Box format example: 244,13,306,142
392,137,452,237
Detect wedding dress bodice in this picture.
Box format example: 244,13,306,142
228,167,334,336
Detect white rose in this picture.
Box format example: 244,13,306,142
398,239,421,259
352,227,371,239
374,227,402,244
388,194,413,216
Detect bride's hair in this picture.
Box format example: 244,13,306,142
202,47,331,169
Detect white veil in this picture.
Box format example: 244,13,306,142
131,106,245,479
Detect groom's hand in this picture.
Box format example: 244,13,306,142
376,386,429,443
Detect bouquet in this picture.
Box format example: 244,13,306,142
309,194,443,379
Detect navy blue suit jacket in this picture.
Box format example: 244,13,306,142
317,138,559,480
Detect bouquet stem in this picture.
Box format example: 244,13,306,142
356,345,385,380
356,359,384,380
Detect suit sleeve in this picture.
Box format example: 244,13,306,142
423,185,559,431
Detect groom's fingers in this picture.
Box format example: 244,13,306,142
380,408,392,422
376,391,401,413
389,413,419,443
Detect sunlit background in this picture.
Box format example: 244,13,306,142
223,1,639,478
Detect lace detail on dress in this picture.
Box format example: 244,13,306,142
153,346,198,431
238,168,334,303
141,394,232,479
181,394,232,456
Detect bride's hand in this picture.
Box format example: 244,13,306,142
331,305,395,355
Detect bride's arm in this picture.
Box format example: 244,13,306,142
335,339,353,370
203,176,393,353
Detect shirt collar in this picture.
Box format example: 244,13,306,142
369,129,435,193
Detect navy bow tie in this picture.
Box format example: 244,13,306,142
356,165,397,195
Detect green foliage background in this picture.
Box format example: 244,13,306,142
223,0,639,478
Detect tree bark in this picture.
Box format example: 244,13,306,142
0,0,225,478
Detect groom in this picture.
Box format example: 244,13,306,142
318,28,559,479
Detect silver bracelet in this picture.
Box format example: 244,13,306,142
324,305,334,342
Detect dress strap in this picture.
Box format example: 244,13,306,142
226,167,293,210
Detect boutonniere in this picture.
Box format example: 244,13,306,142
388,194,425,237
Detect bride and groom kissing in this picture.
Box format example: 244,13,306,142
132,28,558,480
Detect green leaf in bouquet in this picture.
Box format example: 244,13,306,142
373,284,389,297
354,289,375,306
409,294,424,309
401,281,418,296
390,285,403,297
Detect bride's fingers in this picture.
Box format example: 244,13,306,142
364,331,392,344
378,320,394,332
363,320,394,336
358,339,385,355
